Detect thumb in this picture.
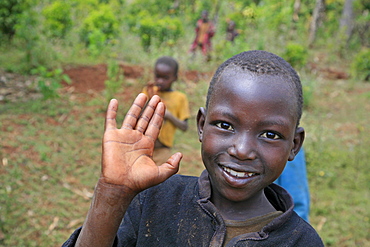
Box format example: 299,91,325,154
156,152,182,182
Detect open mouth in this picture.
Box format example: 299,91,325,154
221,166,258,178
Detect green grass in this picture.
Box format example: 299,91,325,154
302,79,370,246
0,65,369,247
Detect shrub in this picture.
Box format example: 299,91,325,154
79,4,119,46
104,59,124,102
214,38,248,62
31,66,71,100
42,1,72,38
132,13,184,51
350,48,370,81
13,2,46,70
0,0,25,40
302,79,315,109
87,29,106,57
283,42,308,68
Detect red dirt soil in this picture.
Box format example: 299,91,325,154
62,63,212,93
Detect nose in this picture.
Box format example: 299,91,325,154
156,76,164,83
227,133,257,160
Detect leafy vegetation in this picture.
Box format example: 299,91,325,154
0,0,368,73
31,66,71,100
283,42,308,69
42,1,72,38
104,59,124,101
80,4,120,47
0,0,369,246
351,48,370,81
0,0,26,40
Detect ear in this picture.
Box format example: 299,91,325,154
196,107,206,142
288,127,305,161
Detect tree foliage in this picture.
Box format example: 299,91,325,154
0,0,26,40
283,42,308,68
351,48,370,81
0,0,369,76
42,1,72,38
80,4,120,45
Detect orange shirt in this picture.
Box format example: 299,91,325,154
142,87,190,147
197,22,210,44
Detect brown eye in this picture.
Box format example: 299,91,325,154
216,122,233,131
261,131,280,140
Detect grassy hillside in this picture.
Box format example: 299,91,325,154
1,0,369,246
0,52,369,246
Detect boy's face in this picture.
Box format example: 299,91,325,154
201,11,208,21
197,69,304,204
154,63,177,92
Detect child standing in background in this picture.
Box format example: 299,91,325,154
189,10,215,58
142,56,190,165
226,20,239,43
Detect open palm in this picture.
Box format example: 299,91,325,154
101,94,182,193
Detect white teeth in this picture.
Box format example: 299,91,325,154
222,166,255,178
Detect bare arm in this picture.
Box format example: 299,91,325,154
164,110,188,132
75,94,182,247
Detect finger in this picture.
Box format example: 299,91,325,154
136,95,161,133
105,99,118,131
122,94,148,130
144,101,165,141
156,152,182,182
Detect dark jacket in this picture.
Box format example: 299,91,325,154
63,170,324,246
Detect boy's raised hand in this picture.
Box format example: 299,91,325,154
146,81,159,98
101,93,182,193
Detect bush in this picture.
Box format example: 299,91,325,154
79,4,120,46
87,29,107,57
131,12,184,51
42,1,72,38
0,0,25,40
214,38,248,62
13,2,48,70
31,66,71,100
282,42,308,68
350,48,370,81
302,79,315,109
104,59,124,102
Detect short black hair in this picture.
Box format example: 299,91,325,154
155,56,179,77
206,50,303,126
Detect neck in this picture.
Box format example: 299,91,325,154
212,190,276,221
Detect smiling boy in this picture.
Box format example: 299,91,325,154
63,51,323,246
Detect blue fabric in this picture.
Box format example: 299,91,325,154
274,148,310,222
